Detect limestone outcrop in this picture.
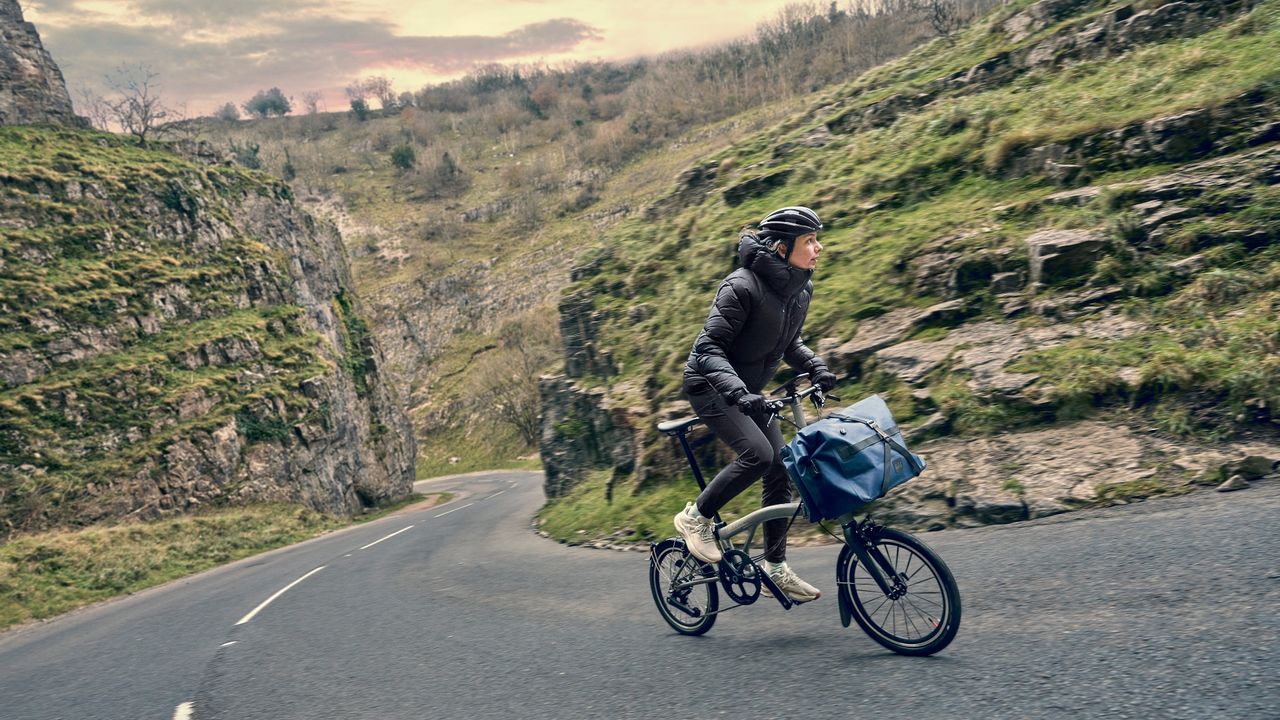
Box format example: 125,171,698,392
0,0,85,128
0,126,417,537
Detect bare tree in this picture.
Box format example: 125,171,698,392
301,90,323,114
465,312,560,447
161,101,202,143
73,85,112,130
344,81,368,103
363,76,397,109
907,0,970,43
105,64,171,146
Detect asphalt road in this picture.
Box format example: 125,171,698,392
1,471,1277,720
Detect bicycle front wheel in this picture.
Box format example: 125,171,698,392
838,528,960,656
649,539,718,636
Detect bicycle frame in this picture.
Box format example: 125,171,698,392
660,380,905,612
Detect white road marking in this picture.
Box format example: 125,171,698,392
173,701,194,720
433,502,474,518
510,481,519,488
234,566,326,626
220,641,238,648
484,490,506,500
359,525,414,550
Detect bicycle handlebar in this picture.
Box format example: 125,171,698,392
764,383,821,412
761,379,838,426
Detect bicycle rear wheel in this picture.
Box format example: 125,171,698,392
838,528,960,655
649,539,718,635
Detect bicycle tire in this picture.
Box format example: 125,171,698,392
649,538,718,636
837,528,960,656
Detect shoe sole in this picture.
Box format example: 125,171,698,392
760,588,821,603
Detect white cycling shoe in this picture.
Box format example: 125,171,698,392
673,502,722,563
761,562,822,603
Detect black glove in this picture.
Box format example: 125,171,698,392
734,393,769,416
812,369,838,392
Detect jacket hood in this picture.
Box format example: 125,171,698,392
738,232,811,298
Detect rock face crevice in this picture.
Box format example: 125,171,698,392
0,0,85,128
538,375,635,499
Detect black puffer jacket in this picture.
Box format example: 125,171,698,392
683,233,829,400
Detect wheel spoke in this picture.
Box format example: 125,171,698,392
902,595,940,633
866,593,893,619
908,593,944,610
899,601,921,638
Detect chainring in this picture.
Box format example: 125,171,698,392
717,549,762,605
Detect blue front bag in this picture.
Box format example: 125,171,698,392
780,394,927,522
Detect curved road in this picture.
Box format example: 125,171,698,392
1,471,1277,719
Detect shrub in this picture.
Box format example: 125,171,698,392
228,140,261,169
242,88,291,118
390,144,416,170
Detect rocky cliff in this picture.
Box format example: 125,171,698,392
0,7,414,538
0,126,417,538
0,0,84,128
540,0,1280,536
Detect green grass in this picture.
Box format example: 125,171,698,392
573,0,1280,408
1008,261,1280,434
1093,476,1195,505
414,421,541,479
537,469,758,544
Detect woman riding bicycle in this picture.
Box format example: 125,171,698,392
674,205,837,603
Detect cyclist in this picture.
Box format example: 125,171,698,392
673,205,837,603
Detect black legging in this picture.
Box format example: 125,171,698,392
687,386,793,563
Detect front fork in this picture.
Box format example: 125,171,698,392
837,519,905,627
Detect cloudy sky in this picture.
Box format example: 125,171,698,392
23,0,811,116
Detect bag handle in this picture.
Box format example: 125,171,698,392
827,412,899,438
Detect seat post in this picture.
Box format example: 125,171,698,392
674,429,708,493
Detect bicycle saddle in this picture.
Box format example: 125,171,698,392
657,415,701,434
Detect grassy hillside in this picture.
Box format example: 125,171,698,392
541,0,1280,540
191,2,1000,476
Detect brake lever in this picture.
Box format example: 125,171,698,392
764,400,801,429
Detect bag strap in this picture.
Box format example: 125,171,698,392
832,414,923,495
827,412,899,438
